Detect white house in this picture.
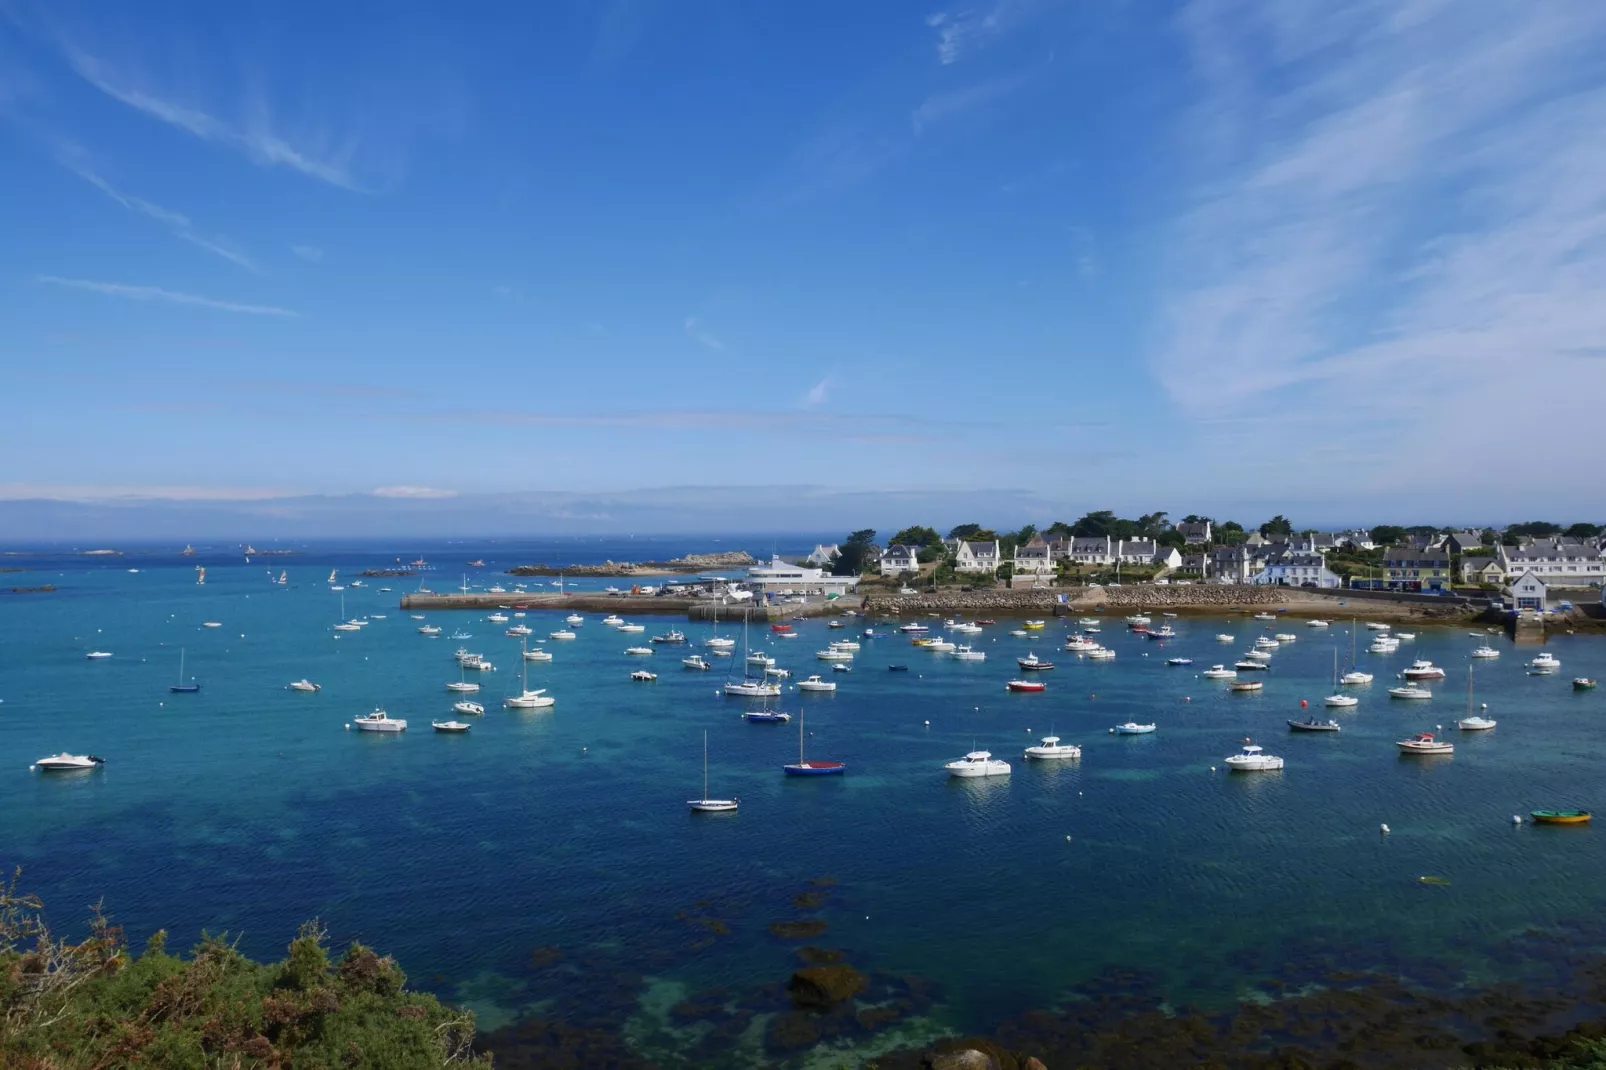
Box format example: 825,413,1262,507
1497,539,1606,587
1509,569,1548,611
745,555,858,597
953,540,1001,574
804,544,840,568
1153,546,1183,570
880,544,921,576
1012,537,1054,576
1068,536,1113,565
1177,521,1212,546
1114,539,1157,564
1249,552,1341,588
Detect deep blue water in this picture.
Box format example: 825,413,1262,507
3,540,1606,1065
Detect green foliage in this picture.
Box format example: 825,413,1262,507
947,523,983,540
832,530,878,576
1070,511,1140,539
889,526,941,548
1258,514,1294,538
1506,521,1563,540
1216,521,1247,546
1566,522,1603,539
1043,521,1075,539
1014,524,1038,545
1,872,485,1069
1370,524,1408,546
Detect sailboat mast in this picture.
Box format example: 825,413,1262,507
703,730,710,798
799,707,805,762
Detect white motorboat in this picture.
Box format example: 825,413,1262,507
704,634,733,647
1078,618,1099,627
922,638,957,652
289,679,321,692
334,622,361,632
683,655,712,670
86,651,114,660
523,647,553,661
1215,634,1235,643
602,615,624,626
1064,636,1102,653
1018,653,1055,670
1274,633,1297,643
460,656,494,672
724,679,782,698
899,622,929,633
619,623,647,633
418,625,442,636
1401,659,1446,680
1308,620,1330,628
1202,664,1237,679
1010,630,1029,637
1224,744,1284,772
631,670,658,681
1234,660,1268,672
1388,684,1433,700
1086,647,1116,661
354,709,406,732
565,614,584,625
816,648,854,661
689,731,739,812
1165,657,1194,666
432,721,472,733
488,613,510,624
747,651,776,667
411,614,426,620
1529,652,1561,673
1397,732,1453,754
1253,612,1276,621
1458,715,1497,731
1365,622,1391,631
625,646,654,656
32,753,105,771
1023,735,1080,760
1394,632,1416,641
1368,641,1399,654
764,666,791,678
1340,671,1374,685
1324,693,1359,708
202,621,223,629
1125,614,1151,626
832,662,851,673
828,620,846,629
505,687,555,709
1471,645,1500,659
945,750,1011,777
452,701,485,715
549,630,577,641
831,640,861,651
798,674,837,692
950,644,986,662
506,625,533,637
1245,649,1272,662
1113,722,1157,734
1255,637,1280,649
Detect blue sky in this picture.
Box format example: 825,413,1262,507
3,0,1605,534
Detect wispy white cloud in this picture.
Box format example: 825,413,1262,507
911,73,1029,132
64,48,365,191
290,244,324,262
36,276,299,317
803,376,834,408
370,485,459,499
1158,1,1606,499
683,316,726,351
0,483,301,502
64,163,257,270
926,1,1055,65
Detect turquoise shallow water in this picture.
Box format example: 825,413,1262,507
4,542,1606,1064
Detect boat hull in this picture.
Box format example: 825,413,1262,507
1531,811,1591,824
168,684,201,693
784,762,845,776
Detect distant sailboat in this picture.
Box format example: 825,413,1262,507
688,731,738,812
169,647,200,693
328,569,338,585
195,566,206,585
277,570,288,585
181,544,196,556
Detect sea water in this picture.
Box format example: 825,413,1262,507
3,542,1605,1064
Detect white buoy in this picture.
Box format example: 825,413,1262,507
1065,835,1073,842
1513,815,1522,824
1380,823,1390,834
923,720,930,726
345,723,351,730
1210,766,1216,772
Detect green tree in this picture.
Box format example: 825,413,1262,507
1043,521,1075,539
1370,524,1407,545
1217,520,1247,546
1565,522,1602,539
1137,512,1171,537
1259,515,1294,538
1014,524,1038,544
1180,514,1211,525
832,529,878,575
947,523,984,541
890,525,941,548
1506,521,1562,539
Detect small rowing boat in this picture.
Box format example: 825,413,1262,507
1531,810,1591,825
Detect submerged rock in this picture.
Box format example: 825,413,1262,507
788,964,868,1009
769,920,829,940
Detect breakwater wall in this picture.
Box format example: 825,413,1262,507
862,584,1482,621
401,592,696,615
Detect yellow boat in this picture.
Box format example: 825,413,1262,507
1531,810,1592,825
1023,620,1046,631
912,637,938,647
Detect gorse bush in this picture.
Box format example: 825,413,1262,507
1,868,487,1068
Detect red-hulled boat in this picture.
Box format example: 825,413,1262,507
772,624,793,633
1006,679,1047,692
782,710,845,776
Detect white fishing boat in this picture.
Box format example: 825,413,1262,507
1529,652,1561,673
1224,743,1284,772
631,670,658,681
523,647,553,662
32,753,106,771
1124,614,1151,626
202,621,223,629
566,614,584,625
945,750,1011,777
1397,732,1453,755
1274,633,1297,643
1365,622,1391,631
506,625,533,637
85,651,113,660
764,666,791,678
1388,684,1434,700
418,625,442,636
549,630,577,641
488,613,510,624
1018,653,1055,670
432,721,472,733
1113,722,1157,734
688,731,739,812
798,674,837,692
1401,659,1446,680
748,651,777,667
1086,647,1116,661
1244,649,1272,662
1202,664,1237,679
1255,637,1280,649
289,679,321,692
683,654,712,670
830,640,861,651
625,646,654,656
354,709,406,733
1215,633,1234,643
1471,644,1500,659
620,623,647,633
1023,735,1080,760
651,630,687,644
923,638,957,653
1253,612,1276,621
1165,656,1194,666
950,644,986,662
452,701,485,716
1308,620,1330,628
602,615,625,626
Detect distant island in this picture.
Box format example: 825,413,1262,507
507,550,755,578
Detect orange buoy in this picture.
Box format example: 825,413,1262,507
1300,699,1309,708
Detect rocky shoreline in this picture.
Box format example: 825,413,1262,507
507,551,756,578
863,585,1485,623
